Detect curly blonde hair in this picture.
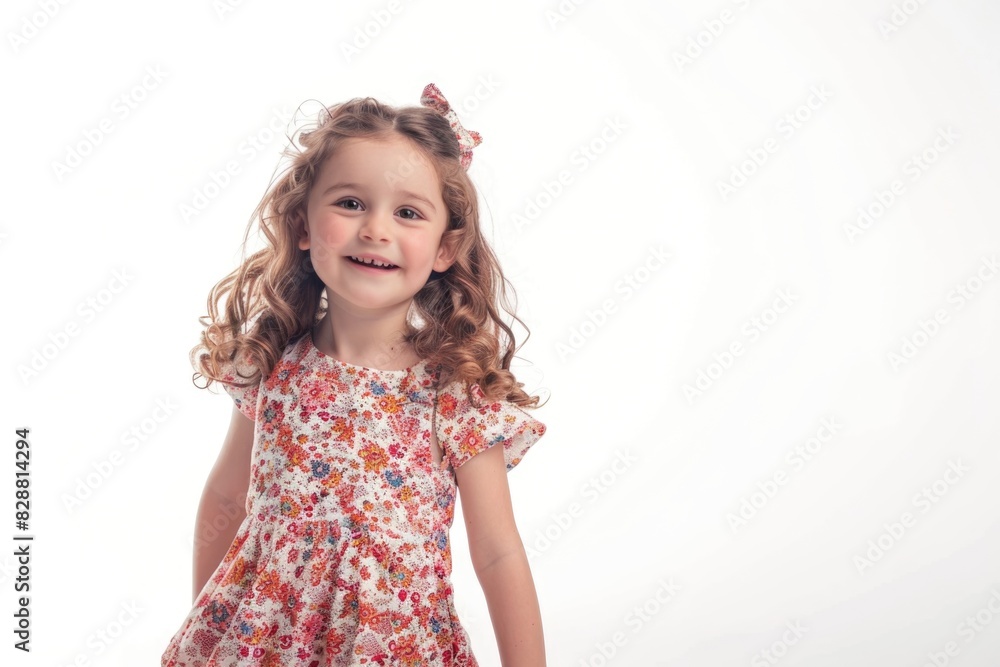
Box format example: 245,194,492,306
191,94,544,410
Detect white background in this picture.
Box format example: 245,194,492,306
3,0,999,665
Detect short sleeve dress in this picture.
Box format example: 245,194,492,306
160,332,546,667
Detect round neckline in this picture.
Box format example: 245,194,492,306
304,331,427,375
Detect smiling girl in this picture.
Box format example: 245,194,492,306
161,84,549,667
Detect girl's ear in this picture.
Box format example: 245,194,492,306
296,210,310,251
433,232,459,273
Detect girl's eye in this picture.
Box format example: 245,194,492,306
398,208,421,220
336,198,361,210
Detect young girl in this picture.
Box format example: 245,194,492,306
160,84,548,667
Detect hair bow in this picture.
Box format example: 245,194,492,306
420,83,482,170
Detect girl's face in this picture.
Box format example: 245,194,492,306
299,135,456,315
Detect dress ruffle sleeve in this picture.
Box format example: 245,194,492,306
215,350,261,422
434,379,546,473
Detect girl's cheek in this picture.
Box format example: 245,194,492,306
315,223,351,248
307,234,346,264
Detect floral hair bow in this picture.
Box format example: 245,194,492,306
420,83,482,170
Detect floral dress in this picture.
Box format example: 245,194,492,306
161,332,546,667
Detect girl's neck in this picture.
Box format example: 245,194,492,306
312,312,420,371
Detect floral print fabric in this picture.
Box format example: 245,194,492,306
161,332,546,666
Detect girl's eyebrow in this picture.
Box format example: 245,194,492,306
320,181,362,197
321,182,437,213
397,190,438,214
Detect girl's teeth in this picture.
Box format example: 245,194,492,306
350,257,396,269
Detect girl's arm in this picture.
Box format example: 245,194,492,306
192,406,254,602
455,443,546,666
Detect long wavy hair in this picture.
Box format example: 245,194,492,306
191,94,544,410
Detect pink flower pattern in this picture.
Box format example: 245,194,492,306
161,333,546,666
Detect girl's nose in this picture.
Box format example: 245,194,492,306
359,208,392,241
